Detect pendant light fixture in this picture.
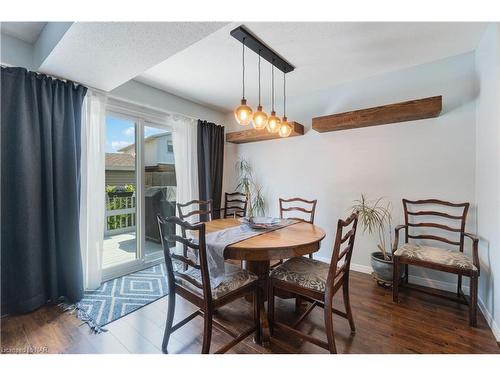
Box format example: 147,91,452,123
266,61,281,133
279,71,292,138
231,25,295,136
234,37,253,126
252,50,268,130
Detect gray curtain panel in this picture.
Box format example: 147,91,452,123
197,120,224,220
1,67,87,315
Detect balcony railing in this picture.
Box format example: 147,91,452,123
105,194,136,235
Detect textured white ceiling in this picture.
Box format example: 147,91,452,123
39,22,227,91
137,22,487,112
1,22,47,44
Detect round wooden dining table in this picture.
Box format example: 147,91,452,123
205,218,326,345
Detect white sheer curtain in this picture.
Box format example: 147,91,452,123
80,90,107,290
170,115,199,253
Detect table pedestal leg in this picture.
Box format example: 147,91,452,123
247,260,270,346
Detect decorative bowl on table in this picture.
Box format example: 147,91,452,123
242,216,281,230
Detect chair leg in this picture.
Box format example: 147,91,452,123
342,278,355,332
162,291,176,353
254,288,262,344
469,275,478,327
201,310,213,354
295,296,303,313
457,275,463,298
393,257,400,303
268,283,275,337
323,295,337,354
183,247,188,271
404,264,409,284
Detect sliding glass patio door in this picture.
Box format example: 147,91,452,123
103,115,139,275
143,124,176,263
102,111,175,280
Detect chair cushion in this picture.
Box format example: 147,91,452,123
175,263,258,299
394,243,477,271
269,257,330,292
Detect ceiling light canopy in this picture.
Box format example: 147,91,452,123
231,25,295,137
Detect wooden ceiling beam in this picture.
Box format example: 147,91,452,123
312,96,442,133
226,122,304,144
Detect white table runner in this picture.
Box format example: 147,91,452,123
200,219,298,287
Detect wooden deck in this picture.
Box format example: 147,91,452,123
103,232,163,268
1,271,498,354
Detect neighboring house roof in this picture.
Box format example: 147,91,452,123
118,143,134,154
105,153,135,170
118,132,171,153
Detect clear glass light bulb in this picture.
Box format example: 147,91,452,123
279,117,293,138
266,111,281,133
252,105,268,130
234,99,253,126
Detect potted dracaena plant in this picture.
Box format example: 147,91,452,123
235,159,265,217
350,194,403,285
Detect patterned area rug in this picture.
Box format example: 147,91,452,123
73,263,168,331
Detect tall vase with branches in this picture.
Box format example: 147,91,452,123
235,159,265,217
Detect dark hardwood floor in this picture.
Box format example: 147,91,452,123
1,271,499,354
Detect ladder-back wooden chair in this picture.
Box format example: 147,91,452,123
277,197,319,310
222,192,247,218
176,199,213,269
392,199,480,326
157,215,261,354
278,197,317,261
177,199,213,223
279,197,317,223
268,212,359,354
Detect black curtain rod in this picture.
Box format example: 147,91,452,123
1,64,91,90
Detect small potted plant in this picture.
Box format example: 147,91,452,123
350,194,403,285
106,184,135,198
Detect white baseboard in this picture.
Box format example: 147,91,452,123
349,262,372,274
478,297,500,341
315,256,500,342
349,260,470,292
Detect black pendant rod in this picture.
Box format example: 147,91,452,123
231,25,295,74
283,71,286,118
258,50,261,106
271,62,275,112
242,37,246,99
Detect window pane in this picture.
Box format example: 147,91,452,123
144,125,176,259
103,116,137,268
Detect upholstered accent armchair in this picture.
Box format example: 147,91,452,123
392,199,480,326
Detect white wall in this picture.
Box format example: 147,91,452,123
0,33,34,69
33,22,72,69
225,52,478,287
110,79,225,125
0,32,226,127
1,23,72,71
474,24,500,340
